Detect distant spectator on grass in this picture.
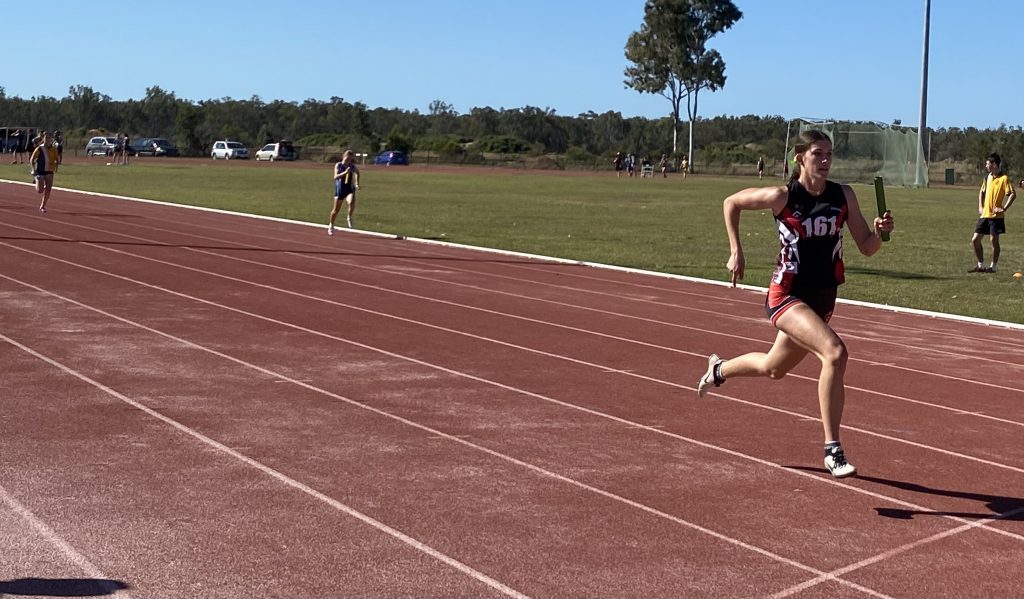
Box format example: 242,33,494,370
11,129,27,164
969,152,1015,273
613,152,624,178
679,155,689,179
110,133,124,166
660,154,669,178
757,156,765,180
54,130,64,165
121,134,131,165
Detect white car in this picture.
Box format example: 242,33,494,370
211,140,249,160
254,141,298,162
85,136,118,156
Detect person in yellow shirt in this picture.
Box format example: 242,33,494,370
970,153,1015,273
30,131,60,213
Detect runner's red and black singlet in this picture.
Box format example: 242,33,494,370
765,180,848,323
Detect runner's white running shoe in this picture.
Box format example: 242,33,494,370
696,354,723,398
824,445,857,478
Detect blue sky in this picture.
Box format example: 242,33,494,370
1,1,1010,129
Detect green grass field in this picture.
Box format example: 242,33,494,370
4,159,1022,325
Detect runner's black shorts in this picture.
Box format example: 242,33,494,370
765,285,837,326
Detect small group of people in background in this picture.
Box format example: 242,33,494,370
9,129,29,164
612,152,632,178
613,152,689,179
109,133,131,166
8,129,62,165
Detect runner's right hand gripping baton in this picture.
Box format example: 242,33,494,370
873,176,890,242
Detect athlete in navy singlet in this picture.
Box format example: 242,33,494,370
695,130,894,479
328,149,361,234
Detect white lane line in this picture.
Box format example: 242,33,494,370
200,245,1024,430
6,214,1024,428
5,235,1023,478
4,204,1019,593
772,505,1024,598
495,261,1024,350
0,332,530,599
0,484,132,597
0,291,889,599
6,265,1024,597
4,179,1024,345
14,205,1024,389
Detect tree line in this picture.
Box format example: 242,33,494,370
1,84,1020,173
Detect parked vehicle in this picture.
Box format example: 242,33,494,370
211,140,249,160
85,136,118,156
254,141,297,161
131,137,179,157
374,150,408,165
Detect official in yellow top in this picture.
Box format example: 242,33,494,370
30,131,60,213
970,153,1016,272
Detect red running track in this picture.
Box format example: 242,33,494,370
1,182,1023,599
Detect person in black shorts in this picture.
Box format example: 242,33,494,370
11,129,27,164
968,153,1014,272
613,152,624,177
695,129,894,478
54,130,64,165
328,149,361,235
30,131,60,212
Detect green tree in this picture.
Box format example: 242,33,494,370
624,0,741,164
385,126,412,153
174,103,205,155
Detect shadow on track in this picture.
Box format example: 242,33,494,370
0,577,129,597
788,466,1024,521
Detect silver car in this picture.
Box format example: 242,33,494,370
85,136,118,156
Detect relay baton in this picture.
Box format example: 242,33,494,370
873,176,890,242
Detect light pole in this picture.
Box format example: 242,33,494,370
916,0,931,187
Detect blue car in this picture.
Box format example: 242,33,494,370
374,150,408,165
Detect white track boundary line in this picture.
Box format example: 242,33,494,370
3,178,1021,333
0,332,530,599
0,483,131,597
0,279,892,599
